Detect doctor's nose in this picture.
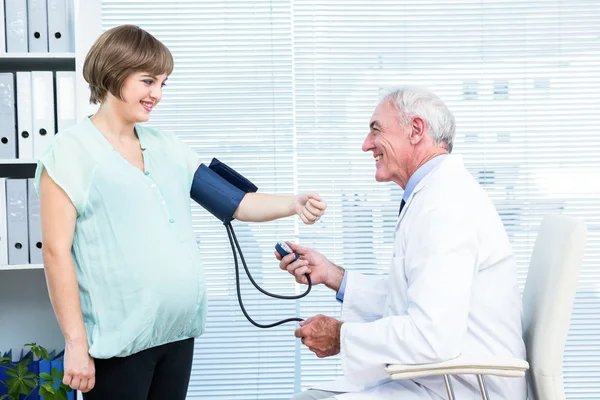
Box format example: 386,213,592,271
362,133,374,153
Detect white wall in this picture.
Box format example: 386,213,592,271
0,269,63,356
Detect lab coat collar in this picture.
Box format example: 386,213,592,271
395,154,463,229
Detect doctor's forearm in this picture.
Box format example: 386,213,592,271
234,193,295,222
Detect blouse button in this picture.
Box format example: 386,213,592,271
144,171,150,175
169,218,175,223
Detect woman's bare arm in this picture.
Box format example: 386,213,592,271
39,169,95,392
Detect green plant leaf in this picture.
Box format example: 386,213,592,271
41,383,55,394
17,363,28,376
23,377,37,389
0,394,8,400
41,347,51,360
17,381,31,396
0,357,11,365
6,377,20,395
24,343,52,361
39,384,51,395
5,369,16,378
51,367,60,379
57,386,68,400
39,372,53,382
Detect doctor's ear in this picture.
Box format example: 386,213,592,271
408,117,426,144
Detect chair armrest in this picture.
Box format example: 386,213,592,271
385,355,529,380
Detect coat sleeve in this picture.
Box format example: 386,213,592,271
340,270,388,323
339,207,478,384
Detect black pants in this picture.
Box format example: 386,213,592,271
83,338,194,400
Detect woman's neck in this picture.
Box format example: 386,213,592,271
90,104,137,140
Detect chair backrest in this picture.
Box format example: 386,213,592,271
522,213,587,400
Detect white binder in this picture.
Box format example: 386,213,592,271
0,178,8,265
4,0,28,53
6,179,29,265
27,179,43,264
16,72,34,159
0,73,17,159
32,71,55,158
27,0,49,53
56,71,77,132
47,0,74,53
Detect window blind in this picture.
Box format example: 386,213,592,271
102,1,600,398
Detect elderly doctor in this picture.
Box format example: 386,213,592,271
276,87,527,400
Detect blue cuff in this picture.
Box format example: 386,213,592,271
190,164,246,224
335,271,348,303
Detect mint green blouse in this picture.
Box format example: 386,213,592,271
35,117,206,359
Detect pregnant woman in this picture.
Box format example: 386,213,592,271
36,24,326,400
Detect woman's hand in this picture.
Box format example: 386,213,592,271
294,193,327,224
63,341,96,393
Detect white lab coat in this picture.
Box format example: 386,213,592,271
312,155,527,400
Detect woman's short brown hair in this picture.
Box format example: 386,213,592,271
83,25,174,104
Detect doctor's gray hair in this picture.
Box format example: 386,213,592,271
383,87,456,153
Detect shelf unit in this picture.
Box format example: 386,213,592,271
1,50,76,271
0,53,76,72
0,52,75,58
0,159,37,164
0,263,43,271
1,0,100,261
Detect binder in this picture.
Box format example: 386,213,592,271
27,179,43,264
32,71,55,158
0,0,6,53
27,0,49,53
56,71,77,132
17,72,34,159
0,73,17,159
0,178,8,265
4,0,28,53
6,179,29,265
47,0,74,53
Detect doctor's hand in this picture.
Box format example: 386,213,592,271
295,314,343,358
275,242,339,288
63,340,95,393
294,193,327,225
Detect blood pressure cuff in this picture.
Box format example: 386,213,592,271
191,158,258,225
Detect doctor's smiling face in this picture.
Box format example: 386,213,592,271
362,98,428,189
